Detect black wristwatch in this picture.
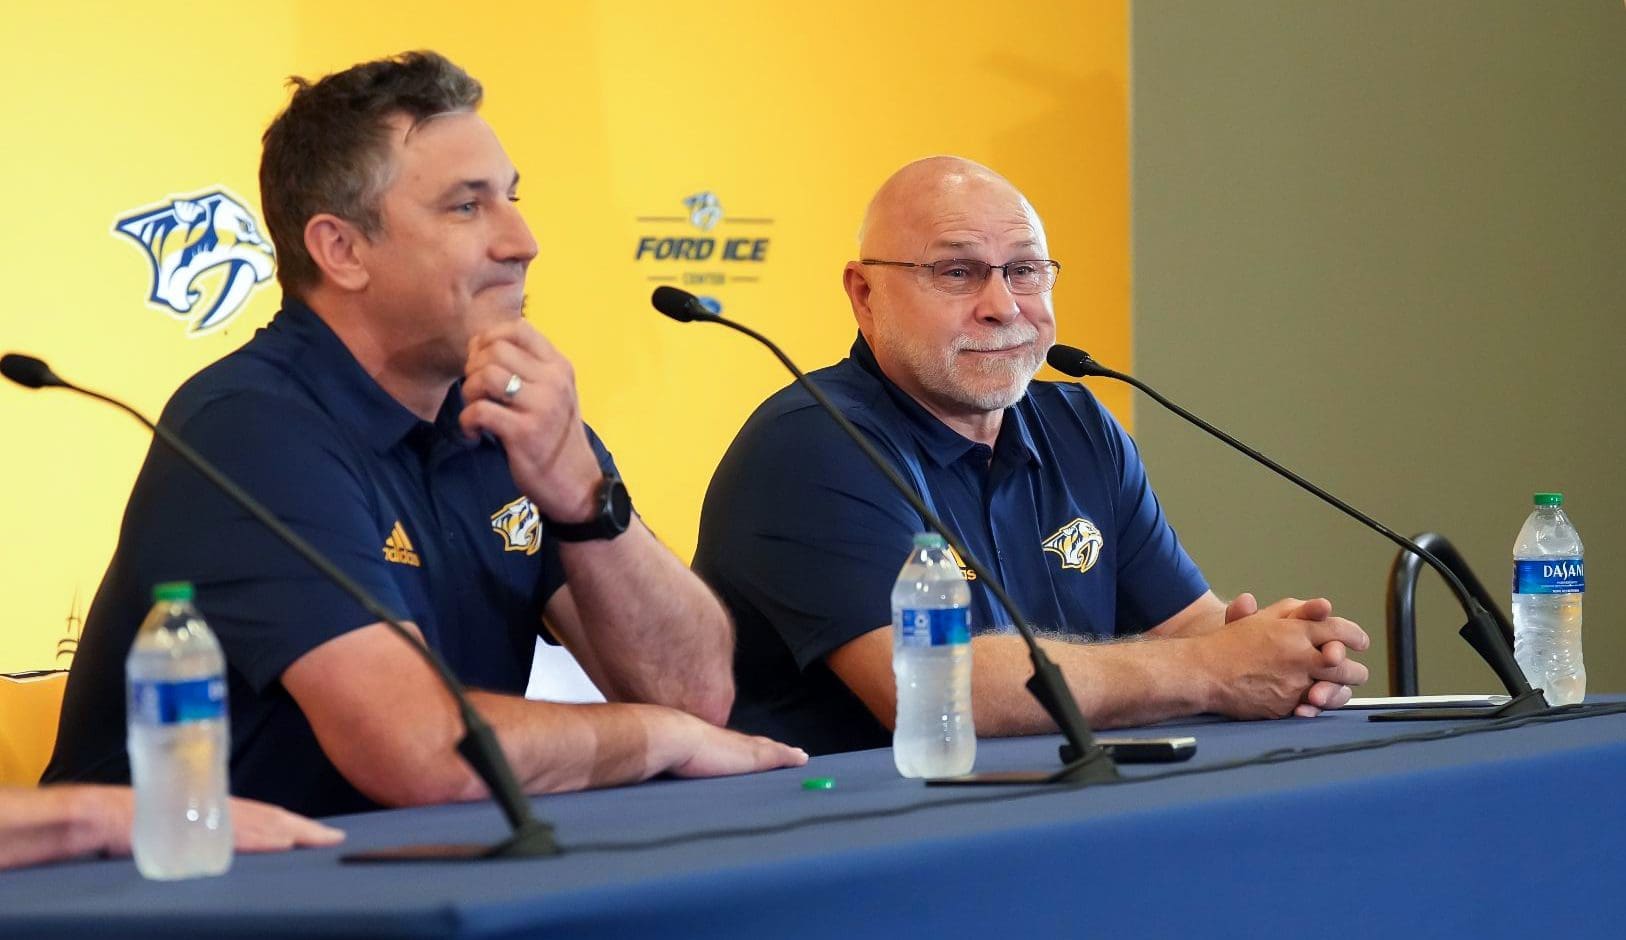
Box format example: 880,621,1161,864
547,471,633,542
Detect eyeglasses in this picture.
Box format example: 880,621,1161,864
859,258,1061,295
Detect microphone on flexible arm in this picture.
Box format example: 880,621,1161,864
1043,344,1548,721
0,354,63,389
652,286,1136,785
1,352,561,860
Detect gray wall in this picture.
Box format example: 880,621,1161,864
1131,1,1626,696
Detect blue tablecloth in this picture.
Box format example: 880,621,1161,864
4,704,1623,938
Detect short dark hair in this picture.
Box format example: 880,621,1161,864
259,51,483,295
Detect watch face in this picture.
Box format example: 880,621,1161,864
549,474,632,541
607,478,632,529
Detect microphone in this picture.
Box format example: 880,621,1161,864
651,286,712,323
0,353,64,389
652,288,1121,785
1045,344,1548,721
3,352,561,859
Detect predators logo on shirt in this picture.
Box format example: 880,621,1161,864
1041,518,1104,574
491,496,542,556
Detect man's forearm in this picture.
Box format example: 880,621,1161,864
289,617,801,811
467,692,687,795
556,521,734,721
0,786,118,871
832,595,1361,737
970,633,1213,734
341,691,689,805
287,625,705,808
453,692,803,799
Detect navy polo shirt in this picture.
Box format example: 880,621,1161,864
695,335,1207,755
44,298,615,817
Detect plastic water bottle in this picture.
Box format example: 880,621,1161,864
126,581,233,879
891,533,975,778
1512,493,1586,706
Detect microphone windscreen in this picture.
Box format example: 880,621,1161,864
651,286,705,322
0,353,61,389
1045,344,1097,378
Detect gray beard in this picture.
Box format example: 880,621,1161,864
876,321,1044,414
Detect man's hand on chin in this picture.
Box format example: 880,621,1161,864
458,320,603,521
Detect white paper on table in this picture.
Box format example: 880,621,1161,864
1343,694,1511,709
524,638,606,704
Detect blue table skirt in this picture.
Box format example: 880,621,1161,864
3,704,1623,938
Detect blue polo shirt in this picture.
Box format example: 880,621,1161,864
695,335,1207,755
43,298,615,817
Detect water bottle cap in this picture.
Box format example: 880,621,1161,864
1532,492,1564,506
151,581,195,603
912,532,946,549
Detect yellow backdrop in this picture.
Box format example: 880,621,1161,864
0,0,1130,672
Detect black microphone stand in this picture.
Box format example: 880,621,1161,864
1,353,561,859
1045,346,1548,721
652,290,1118,785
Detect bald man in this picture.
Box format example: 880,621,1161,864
693,156,1370,755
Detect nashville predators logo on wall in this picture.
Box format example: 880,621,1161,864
683,191,723,231
1041,518,1104,574
113,188,276,336
633,189,774,316
491,496,542,556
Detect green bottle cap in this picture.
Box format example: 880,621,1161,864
151,581,195,603
801,776,836,791
1533,492,1564,506
913,532,946,548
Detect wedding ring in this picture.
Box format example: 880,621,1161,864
502,373,523,400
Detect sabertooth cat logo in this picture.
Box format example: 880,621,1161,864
113,188,276,335
491,496,542,556
683,191,723,231
1041,517,1105,574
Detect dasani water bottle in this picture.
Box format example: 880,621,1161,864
1512,493,1585,706
891,533,975,777
126,581,233,879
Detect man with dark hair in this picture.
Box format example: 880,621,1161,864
257,51,485,295
697,156,1370,755
46,51,804,817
